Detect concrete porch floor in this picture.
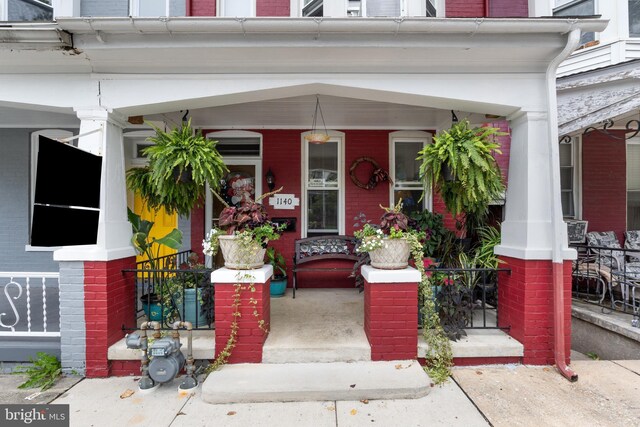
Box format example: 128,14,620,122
109,288,523,363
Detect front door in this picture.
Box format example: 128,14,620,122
133,193,178,264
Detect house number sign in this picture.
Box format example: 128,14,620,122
268,194,299,210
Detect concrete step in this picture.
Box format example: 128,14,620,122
201,360,431,404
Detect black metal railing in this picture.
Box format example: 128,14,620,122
123,250,215,331
420,267,510,336
571,244,640,319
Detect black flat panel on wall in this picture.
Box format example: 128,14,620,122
31,205,99,247
34,135,102,208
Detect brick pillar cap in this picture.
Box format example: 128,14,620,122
212,265,273,284
362,265,420,283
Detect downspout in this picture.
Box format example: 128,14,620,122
546,27,580,382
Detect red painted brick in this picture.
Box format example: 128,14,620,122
190,0,216,16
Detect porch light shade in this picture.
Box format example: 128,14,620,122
305,96,330,144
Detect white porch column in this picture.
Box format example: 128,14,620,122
495,110,574,260
54,108,135,262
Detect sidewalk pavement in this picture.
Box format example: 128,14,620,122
2,359,639,427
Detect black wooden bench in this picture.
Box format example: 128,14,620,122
292,235,359,298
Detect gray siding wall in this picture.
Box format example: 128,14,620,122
58,262,86,375
81,0,185,17
0,129,59,272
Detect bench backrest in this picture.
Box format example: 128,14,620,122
294,235,359,265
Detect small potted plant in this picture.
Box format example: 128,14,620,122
265,247,287,297
203,188,285,270
354,200,424,269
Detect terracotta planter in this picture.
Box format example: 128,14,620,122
218,235,265,270
369,238,410,270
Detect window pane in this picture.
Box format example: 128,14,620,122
394,189,423,216
307,190,338,232
395,141,423,184
308,141,338,187
553,0,595,44
560,167,573,189
628,144,640,190
426,0,436,17
367,0,400,16
559,143,572,166
561,191,574,218
222,0,252,16
628,191,640,230
138,0,167,16
630,0,640,37
304,0,323,16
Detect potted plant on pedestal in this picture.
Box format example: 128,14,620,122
266,247,287,297
418,119,506,244
203,188,285,270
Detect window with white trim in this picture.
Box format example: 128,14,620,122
628,139,640,229
630,0,640,37
347,0,405,17
303,133,344,237
553,0,595,46
28,129,74,251
390,132,429,216
219,0,255,17
130,0,169,16
560,137,578,218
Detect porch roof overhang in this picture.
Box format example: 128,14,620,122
0,17,608,75
557,59,640,136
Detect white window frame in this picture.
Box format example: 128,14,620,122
301,130,345,238
389,131,431,212
0,0,7,21
130,0,170,17
218,0,256,17
26,129,74,252
559,135,583,219
348,0,407,17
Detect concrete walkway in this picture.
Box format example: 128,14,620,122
2,359,639,426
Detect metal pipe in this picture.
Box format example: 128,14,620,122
545,28,581,382
171,321,197,390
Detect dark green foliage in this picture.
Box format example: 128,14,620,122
13,352,62,391
409,210,451,259
265,247,287,278
126,119,227,217
127,208,183,269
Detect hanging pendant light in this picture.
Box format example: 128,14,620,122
305,95,331,144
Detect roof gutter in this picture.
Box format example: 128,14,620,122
545,28,581,383
0,24,72,48
54,16,608,36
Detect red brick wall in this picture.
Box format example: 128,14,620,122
84,257,136,378
489,0,528,17
257,0,290,16
498,257,572,365
214,281,270,363
189,0,216,16
582,130,627,242
446,0,486,17
365,281,418,361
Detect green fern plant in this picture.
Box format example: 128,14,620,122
126,119,228,216
418,120,506,237
13,352,62,391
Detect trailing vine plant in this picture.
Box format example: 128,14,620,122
406,233,453,384
205,273,269,375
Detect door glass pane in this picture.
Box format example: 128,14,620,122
308,142,338,187
628,191,640,230
138,0,167,16
561,191,575,218
560,167,573,189
630,0,640,37
367,0,400,16
307,190,338,234
222,0,252,16
395,141,423,184
628,144,640,190
394,189,423,216
559,143,572,166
